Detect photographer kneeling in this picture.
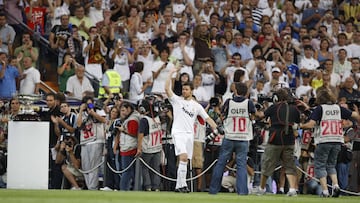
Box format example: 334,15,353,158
255,88,302,196
55,136,82,190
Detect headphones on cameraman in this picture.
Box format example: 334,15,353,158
137,99,150,114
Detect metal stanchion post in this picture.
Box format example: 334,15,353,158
134,157,142,191
189,159,193,192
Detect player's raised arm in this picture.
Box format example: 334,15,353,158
165,67,179,98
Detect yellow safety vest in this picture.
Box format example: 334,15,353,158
98,70,121,98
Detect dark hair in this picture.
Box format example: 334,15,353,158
160,47,170,55
182,81,194,90
120,101,134,111
275,88,291,102
82,95,94,104
234,82,248,96
134,61,144,73
210,12,220,19
46,92,57,100
251,45,262,54
232,52,242,59
233,69,245,82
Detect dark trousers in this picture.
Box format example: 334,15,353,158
162,143,176,191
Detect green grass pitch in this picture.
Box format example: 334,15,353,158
0,190,359,203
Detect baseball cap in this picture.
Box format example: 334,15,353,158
272,67,281,73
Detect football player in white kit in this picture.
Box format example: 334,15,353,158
165,68,219,193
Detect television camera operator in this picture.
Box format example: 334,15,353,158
55,135,82,190
255,87,305,196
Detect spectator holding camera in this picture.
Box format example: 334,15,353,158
199,58,220,102
170,32,195,81
55,135,82,190
220,53,249,95
76,96,106,190
209,82,256,195
83,26,107,84
57,53,76,93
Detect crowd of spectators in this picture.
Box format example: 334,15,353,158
0,0,359,195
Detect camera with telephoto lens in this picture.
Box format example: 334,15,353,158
257,94,273,104
209,97,220,107
65,141,73,148
205,126,224,144
113,120,122,134
112,93,121,101
205,132,216,144
346,98,360,110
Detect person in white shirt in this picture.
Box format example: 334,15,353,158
151,47,175,97
192,74,208,103
66,64,94,99
111,39,134,93
129,62,151,104
135,21,153,44
332,33,351,61
220,53,249,94
250,80,266,102
199,59,220,101
87,0,104,25
323,59,341,89
295,72,313,98
341,57,360,89
19,56,40,95
333,49,352,78
170,32,195,81
347,31,360,58
299,45,320,77
136,42,158,94
263,67,289,96
164,67,218,193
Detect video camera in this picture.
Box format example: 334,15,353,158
346,98,360,110
257,94,273,105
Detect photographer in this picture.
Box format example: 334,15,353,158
300,90,360,197
209,82,257,195
55,135,82,190
136,99,162,191
255,88,301,197
204,96,224,190
52,101,77,144
76,96,106,190
113,101,140,191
